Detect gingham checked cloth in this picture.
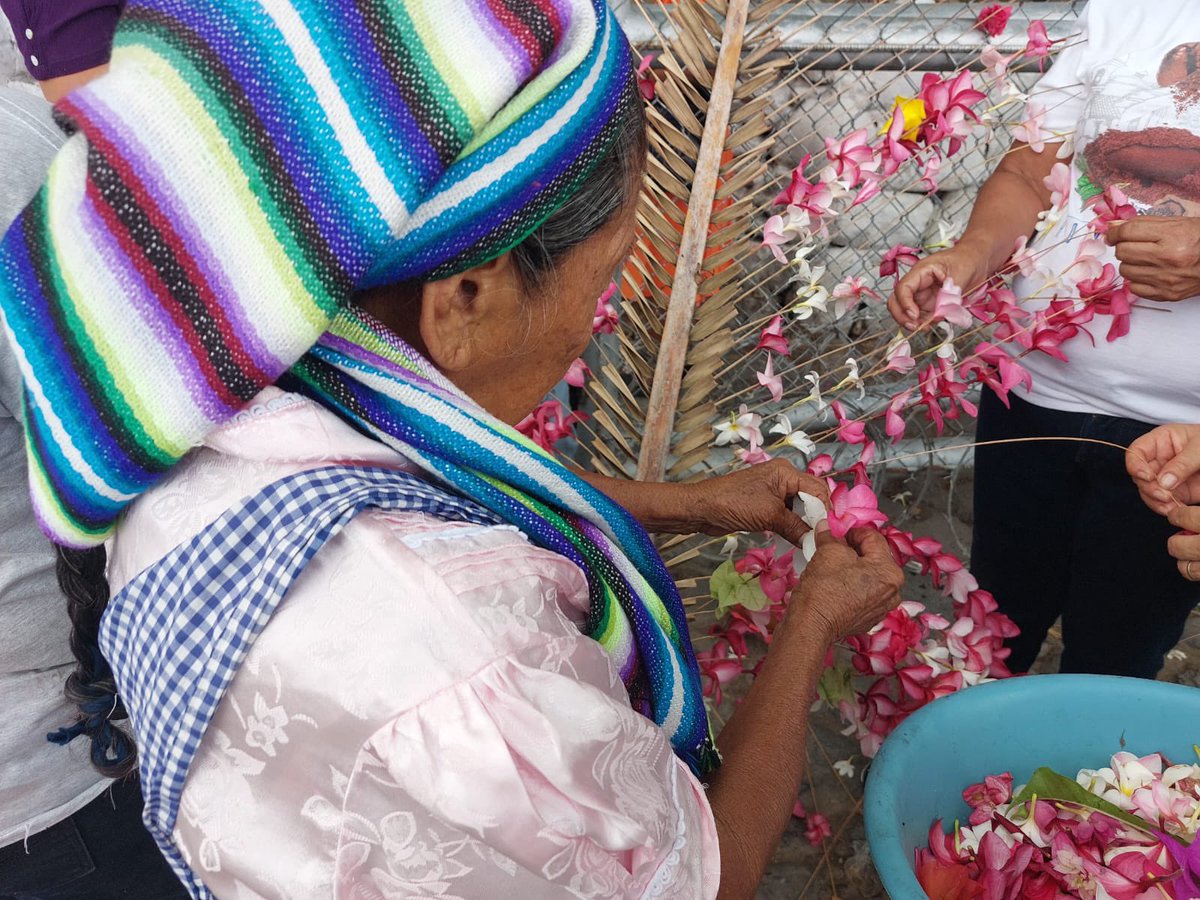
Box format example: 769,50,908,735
98,464,501,898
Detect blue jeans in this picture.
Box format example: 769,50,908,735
0,778,186,899
971,388,1200,678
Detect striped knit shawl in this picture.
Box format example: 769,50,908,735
0,0,635,547
282,307,719,776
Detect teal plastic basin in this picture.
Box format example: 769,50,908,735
863,675,1200,898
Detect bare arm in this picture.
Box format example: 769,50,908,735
705,528,905,899
889,142,1064,329
571,460,829,544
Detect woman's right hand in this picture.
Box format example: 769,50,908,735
790,525,905,641
887,240,993,331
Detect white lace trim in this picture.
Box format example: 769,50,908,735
641,763,689,898
229,393,307,426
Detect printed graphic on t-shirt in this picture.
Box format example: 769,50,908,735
1079,42,1200,215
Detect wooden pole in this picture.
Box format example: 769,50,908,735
635,0,750,483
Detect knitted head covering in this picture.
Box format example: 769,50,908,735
0,0,635,547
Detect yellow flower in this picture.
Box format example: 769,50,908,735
882,96,927,142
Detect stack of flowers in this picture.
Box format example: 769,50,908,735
919,751,1200,899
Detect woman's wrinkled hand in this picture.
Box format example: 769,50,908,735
887,240,992,331
687,459,830,545
1107,216,1200,302
790,525,905,642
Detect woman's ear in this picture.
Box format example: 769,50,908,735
418,253,524,373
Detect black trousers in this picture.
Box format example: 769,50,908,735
971,388,1200,677
0,778,186,900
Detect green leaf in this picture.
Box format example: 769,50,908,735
1011,767,1156,835
817,663,857,707
710,560,769,615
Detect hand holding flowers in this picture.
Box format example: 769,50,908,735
1106,216,1200,303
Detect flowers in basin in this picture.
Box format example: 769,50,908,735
919,750,1200,899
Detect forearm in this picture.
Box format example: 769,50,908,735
959,143,1061,276
705,605,834,900
571,468,699,533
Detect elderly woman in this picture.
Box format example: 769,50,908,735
0,1,902,897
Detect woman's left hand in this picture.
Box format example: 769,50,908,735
1166,505,1200,581
681,460,829,544
1107,216,1200,301
575,460,829,543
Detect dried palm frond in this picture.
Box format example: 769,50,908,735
584,0,788,487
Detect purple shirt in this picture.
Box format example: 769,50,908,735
1,0,123,80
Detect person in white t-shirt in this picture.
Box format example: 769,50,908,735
888,0,1200,677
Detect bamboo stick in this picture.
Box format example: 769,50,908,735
635,0,750,483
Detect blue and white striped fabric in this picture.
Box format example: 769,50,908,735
98,465,501,898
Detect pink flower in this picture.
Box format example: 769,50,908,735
756,314,790,355
804,812,832,846
516,400,587,451
1043,161,1071,209
831,400,867,446
1008,235,1042,278
827,482,888,539
824,128,879,189
1012,100,1047,152
832,276,880,317
791,798,807,820
696,642,742,706
976,4,1013,38
756,353,783,402
918,71,986,156
978,830,1035,899
885,390,913,443
919,152,942,194
885,337,917,374
960,342,1032,408
980,46,1014,97
593,282,619,334
880,244,921,278
880,105,916,177
1065,236,1107,285
1077,263,1134,342
636,54,656,101
1088,185,1137,235
564,357,590,388
774,154,834,217
1024,20,1052,71
735,547,798,606
962,773,1013,826
933,277,973,328
762,214,793,264
807,454,834,477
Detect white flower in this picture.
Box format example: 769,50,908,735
793,491,828,561
844,357,865,400
803,372,827,411
721,535,740,556
834,758,856,779
770,413,817,456
934,323,958,363
791,247,829,319
713,404,763,447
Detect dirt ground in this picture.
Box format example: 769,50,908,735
712,466,1200,899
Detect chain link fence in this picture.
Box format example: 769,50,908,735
594,1,1084,554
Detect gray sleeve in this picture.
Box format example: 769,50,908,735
0,86,65,418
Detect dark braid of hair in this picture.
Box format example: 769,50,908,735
47,544,137,778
